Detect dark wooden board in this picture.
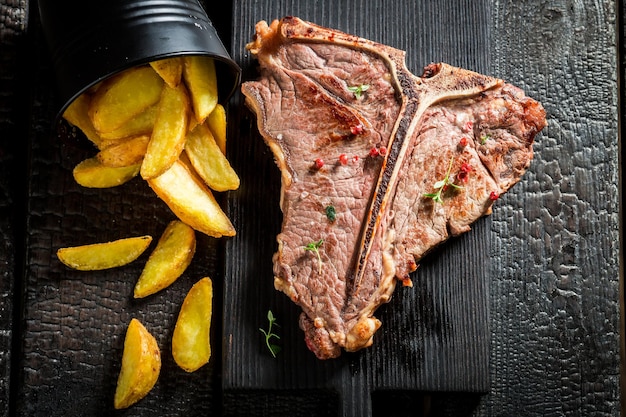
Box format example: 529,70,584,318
481,0,623,414
224,1,493,415
1,0,30,415
0,0,622,416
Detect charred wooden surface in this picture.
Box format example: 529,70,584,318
1,0,29,415
482,1,622,414
0,0,622,416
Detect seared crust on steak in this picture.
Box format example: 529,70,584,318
242,17,546,359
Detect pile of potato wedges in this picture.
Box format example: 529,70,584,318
56,56,236,409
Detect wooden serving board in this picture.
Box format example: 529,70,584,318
222,1,493,415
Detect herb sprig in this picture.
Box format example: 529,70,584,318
325,205,336,223
348,84,370,99
259,310,281,358
423,157,464,204
304,239,324,274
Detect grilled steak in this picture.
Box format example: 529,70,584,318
242,17,546,359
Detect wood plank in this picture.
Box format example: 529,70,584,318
475,0,623,415
0,1,30,416
224,1,494,414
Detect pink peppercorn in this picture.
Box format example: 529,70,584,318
460,162,472,173
350,124,364,135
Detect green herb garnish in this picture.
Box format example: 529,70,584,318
304,239,324,274
347,84,370,99
325,205,336,222
480,133,491,145
259,310,281,358
423,157,464,204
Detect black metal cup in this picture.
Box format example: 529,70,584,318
38,0,241,122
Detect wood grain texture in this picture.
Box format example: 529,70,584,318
0,1,29,416
477,0,622,415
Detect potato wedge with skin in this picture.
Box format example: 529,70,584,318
57,235,152,271
73,157,140,188
172,277,213,372
89,66,163,133
150,57,183,88
147,159,235,238
62,93,103,148
99,103,158,141
185,123,239,192
140,83,189,179
114,318,161,409
134,220,196,298
97,135,150,168
183,56,218,124
206,103,227,154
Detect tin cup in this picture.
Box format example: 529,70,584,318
38,0,241,122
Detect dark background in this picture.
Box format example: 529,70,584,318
0,0,623,416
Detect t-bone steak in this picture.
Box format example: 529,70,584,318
241,17,547,359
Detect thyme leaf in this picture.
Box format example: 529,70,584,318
347,84,370,99
259,310,281,358
423,157,464,204
304,239,324,274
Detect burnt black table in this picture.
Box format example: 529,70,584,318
0,0,623,416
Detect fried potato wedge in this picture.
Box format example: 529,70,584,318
96,135,150,168
89,66,163,133
172,277,213,372
114,318,161,409
140,84,189,179
98,104,157,142
206,103,227,154
150,57,183,88
185,123,239,191
134,220,196,298
73,157,140,188
62,93,103,148
183,56,218,124
147,159,235,238
57,235,152,271
187,116,199,135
